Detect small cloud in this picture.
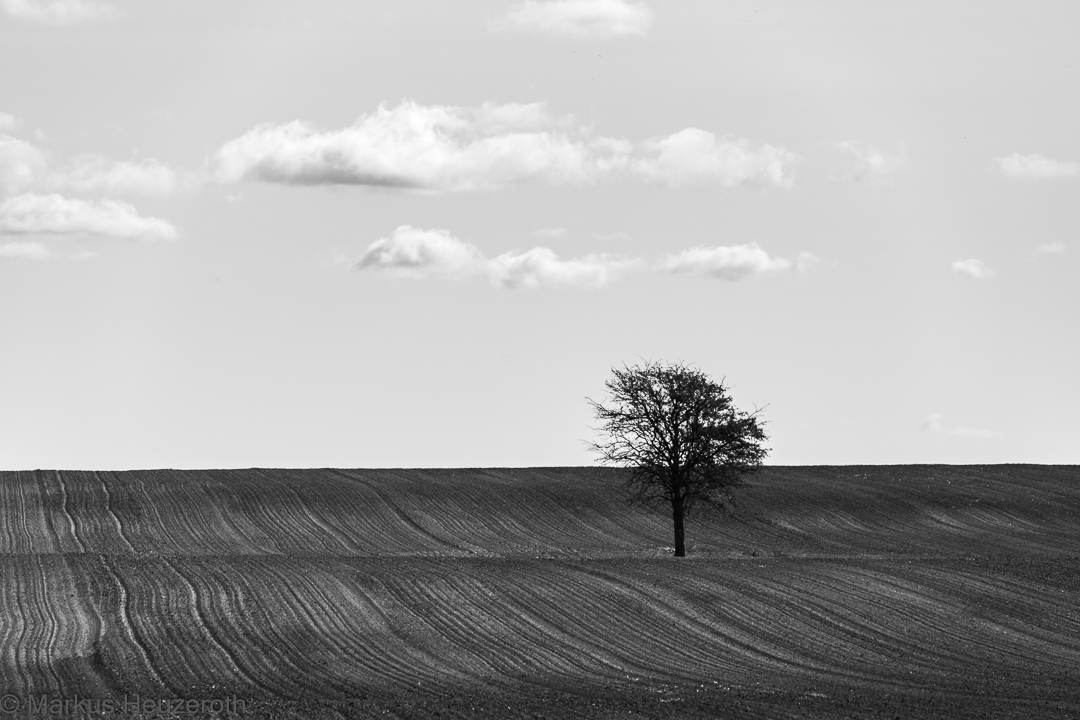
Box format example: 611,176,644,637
0,193,178,241
995,153,1079,180
921,413,1002,438
68,250,99,261
355,226,486,280
594,230,630,241
633,128,799,189
1035,242,1066,256
836,141,907,182
951,258,995,279
0,111,21,134
211,99,799,194
796,251,821,273
45,155,180,196
0,240,49,260
920,413,943,433
1,0,119,24
658,243,792,281
356,226,816,289
0,129,183,246
488,247,640,289
0,133,48,195
210,100,631,192
534,227,566,238
3,129,184,198
355,225,639,289
489,0,652,38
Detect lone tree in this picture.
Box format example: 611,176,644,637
587,360,769,557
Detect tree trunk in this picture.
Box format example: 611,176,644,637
672,495,685,557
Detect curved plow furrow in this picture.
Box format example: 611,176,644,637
208,469,356,554
899,566,1080,663
166,471,281,554
359,560,719,685
8,465,1073,560
106,472,192,556
492,564,824,683
249,559,466,694
571,566,842,680
1,465,1079,718
95,556,169,692
331,469,578,555
727,562,1080,693
0,555,1076,712
665,573,929,681
92,472,136,554
0,472,54,554
758,568,1010,680
18,470,84,554
160,557,480,697
248,470,377,555
0,556,118,697
331,469,671,556
375,567,579,682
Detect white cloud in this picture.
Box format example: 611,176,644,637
45,155,179,196
0,133,48,195
658,243,793,280
951,258,996,279
355,225,639,289
1,0,117,24
836,141,907,182
995,153,1079,180
211,100,631,192
212,100,800,193
357,227,814,288
0,193,178,241
0,112,20,134
796,251,821,273
534,227,567,238
0,130,182,244
489,0,652,38
0,240,49,259
355,226,486,280
920,413,944,433
488,247,639,289
3,132,181,197
921,413,1002,439
1035,242,1066,255
633,128,799,188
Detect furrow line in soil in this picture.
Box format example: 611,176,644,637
572,565,832,679
97,555,167,692
95,471,136,554
252,559,458,693
54,471,86,553
161,557,268,693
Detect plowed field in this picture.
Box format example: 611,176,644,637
1,465,1078,719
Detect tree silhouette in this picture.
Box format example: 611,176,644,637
587,360,769,557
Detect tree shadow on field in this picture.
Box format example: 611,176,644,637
47,641,124,698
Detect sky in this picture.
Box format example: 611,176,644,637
0,0,1077,470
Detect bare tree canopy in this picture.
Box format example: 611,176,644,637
587,360,769,557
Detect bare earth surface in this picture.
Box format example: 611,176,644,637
0,465,1078,719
